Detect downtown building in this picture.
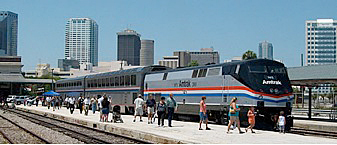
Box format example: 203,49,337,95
64,18,98,66
117,29,141,66
140,39,154,66
305,19,337,94
258,40,273,60
0,11,18,56
190,48,220,65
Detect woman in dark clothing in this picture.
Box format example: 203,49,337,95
156,97,167,127
101,96,110,122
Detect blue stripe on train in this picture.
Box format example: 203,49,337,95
58,89,139,93
144,93,293,103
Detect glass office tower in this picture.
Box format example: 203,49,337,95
0,11,18,56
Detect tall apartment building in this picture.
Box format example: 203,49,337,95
0,11,18,56
64,18,98,66
190,48,219,65
306,19,337,66
117,29,141,66
140,39,154,66
258,40,273,60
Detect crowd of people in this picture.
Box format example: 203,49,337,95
24,93,287,133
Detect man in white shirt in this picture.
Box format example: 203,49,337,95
68,97,75,114
133,94,144,122
84,97,90,116
65,97,69,109
98,96,104,122
46,97,51,109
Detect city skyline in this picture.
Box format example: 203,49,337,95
1,0,337,70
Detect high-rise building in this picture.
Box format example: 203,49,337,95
173,51,191,67
58,59,80,71
140,39,154,66
0,11,18,56
190,48,220,65
306,19,337,66
117,29,141,66
64,18,98,66
258,40,273,60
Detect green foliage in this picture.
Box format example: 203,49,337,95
188,60,199,67
242,50,257,60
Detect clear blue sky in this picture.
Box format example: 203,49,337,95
1,0,337,70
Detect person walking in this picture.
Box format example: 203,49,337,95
166,93,177,127
133,94,144,122
245,106,256,133
69,97,75,114
146,94,156,124
199,96,210,130
278,111,286,134
98,96,104,122
52,96,56,111
65,97,69,109
227,97,244,134
91,97,97,114
84,97,90,116
55,97,60,110
78,96,84,114
101,96,110,122
157,97,167,127
35,96,39,107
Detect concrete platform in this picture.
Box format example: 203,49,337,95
294,119,337,132
16,105,337,144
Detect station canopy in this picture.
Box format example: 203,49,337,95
0,74,52,84
287,64,337,86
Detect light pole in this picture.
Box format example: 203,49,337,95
51,68,54,91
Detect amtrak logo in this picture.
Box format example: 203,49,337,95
262,80,282,85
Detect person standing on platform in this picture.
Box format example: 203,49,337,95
35,96,39,107
157,97,167,127
146,94,156,124
227,97,244,134
46,96,51,109
91,97,97,114
133,94,144,122
65,97,69,109
199,96,210,130
245,106,256,133
78,96,84,114
69,97,75,114
55,97,60,110
59,97,63,109
101,96,110,122
98,96,104,121
84,97,90,116
52,96,56,111
166,93,177,127
278,111,286,134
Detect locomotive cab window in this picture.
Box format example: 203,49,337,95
268,66,286,74
198,69,207,77
207,67,220,76
192,70,198,78
248,65,267,73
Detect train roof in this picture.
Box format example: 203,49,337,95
146,59,284,74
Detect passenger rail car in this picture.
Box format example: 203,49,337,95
55,66,168,114
144,59,293,130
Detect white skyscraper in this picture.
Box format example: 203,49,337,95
258,40,273,60
306,19,337,66
140,39,154,66
65,18,98,66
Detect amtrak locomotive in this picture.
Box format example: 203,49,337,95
56,59,293,130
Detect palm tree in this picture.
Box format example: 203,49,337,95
242,50,257,60
188,60,199,67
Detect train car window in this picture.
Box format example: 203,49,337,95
110,77,114,87
207,68,220,76
131,75,136,86
94,79,97,87
87,80,90,88
248,65,267,73
163,73,168,80
106,78,110,86
192,70,198,78
98,79,102,87
115,76,119,86
125,75,130,86
198,69,207,77
102,78,106,87
120,76,125,87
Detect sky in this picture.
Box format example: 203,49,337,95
1,0,337,70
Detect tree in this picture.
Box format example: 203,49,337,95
242,50,257,60
188,60,199,67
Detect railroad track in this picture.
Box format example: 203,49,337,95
7,109,152,144
290,127,337,139
0,111,51,144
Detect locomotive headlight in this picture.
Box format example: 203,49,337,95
274,88,279,93
269,88,274,93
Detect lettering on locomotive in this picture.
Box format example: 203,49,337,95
262,80,282,85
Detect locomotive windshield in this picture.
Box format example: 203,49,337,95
239,61,292,95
